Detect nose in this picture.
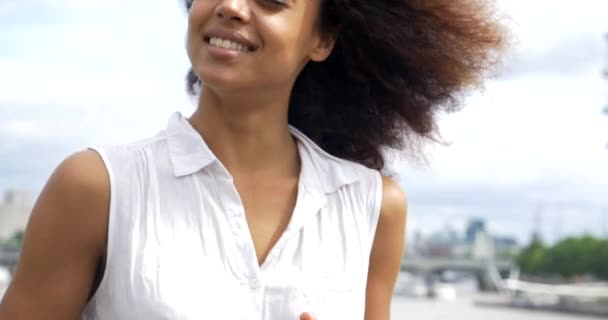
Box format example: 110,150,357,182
215,0,251,23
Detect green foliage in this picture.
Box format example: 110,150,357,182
516,236,608,280
591,238,608,279
516,238,547,274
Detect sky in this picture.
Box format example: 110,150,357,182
0,0,607,244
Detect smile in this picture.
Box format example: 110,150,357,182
205,37,253,53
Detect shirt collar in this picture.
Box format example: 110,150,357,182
166,112,217,177
166,112,360,194
289,126,361,195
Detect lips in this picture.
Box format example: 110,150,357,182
203,27,259,53
206,37,252,52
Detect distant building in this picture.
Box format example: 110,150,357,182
420,225,470,258
0,191,32,241
493,236,520,258
472,229,494,260
413,218,520,260
465,218,486,243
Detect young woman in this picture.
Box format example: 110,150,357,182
0,0,505,319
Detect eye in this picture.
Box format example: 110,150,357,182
262,0,288,7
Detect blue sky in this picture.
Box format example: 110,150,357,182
1,0,607,244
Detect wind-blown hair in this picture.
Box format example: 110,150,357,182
184,0,507,170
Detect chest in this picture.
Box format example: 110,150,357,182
126,248,367,320
233,176,299,265
86,170,374,320
98,199,369,320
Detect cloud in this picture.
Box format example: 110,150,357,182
0,134,79,196
438,75,607,179
503,33,605,78
1,0,607,243
401,164,608,243
0,0,193,194
394,5,608,241
498,0,608,78
0,0,193,140
0,0,131,27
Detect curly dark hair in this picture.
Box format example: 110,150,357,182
184,0,507,170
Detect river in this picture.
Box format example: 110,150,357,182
391,294,602,320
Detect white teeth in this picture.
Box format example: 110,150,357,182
208,37,250,53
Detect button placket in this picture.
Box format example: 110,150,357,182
212,164,254,281
249,278,261,289
217,169,263,284
260,186,328,273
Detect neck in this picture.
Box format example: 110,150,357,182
188,85,299,178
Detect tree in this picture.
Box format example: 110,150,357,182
516,236,608,280
591,239,608,279
516,238,547,275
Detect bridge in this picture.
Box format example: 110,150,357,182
502,279,608,298
401,256,515,291
497,276,608,316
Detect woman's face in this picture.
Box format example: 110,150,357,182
186,0,333,92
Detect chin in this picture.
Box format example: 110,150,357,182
197,69,249,91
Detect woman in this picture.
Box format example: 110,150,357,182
0,0,505,319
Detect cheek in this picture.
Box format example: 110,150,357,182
187,2,205,32
260,17,316,65
186,4,212,65
187,3,214,43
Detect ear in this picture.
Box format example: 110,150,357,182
309,31,336,62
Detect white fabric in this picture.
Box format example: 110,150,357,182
82,112,383,320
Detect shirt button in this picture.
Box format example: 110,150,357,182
249,279,261,289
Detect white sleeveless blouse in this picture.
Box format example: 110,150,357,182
82,112,382,320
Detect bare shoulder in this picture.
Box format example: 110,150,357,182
380,175,407,221
53,149,109,193
50,148,110,225
39,149,110,232
376,175,407,248
364,176,407,320
0,149,110,319
22,148,110,251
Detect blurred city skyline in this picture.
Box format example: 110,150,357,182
1,0,607,243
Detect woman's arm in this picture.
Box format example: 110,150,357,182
0,150,109,320
364,176,407,320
